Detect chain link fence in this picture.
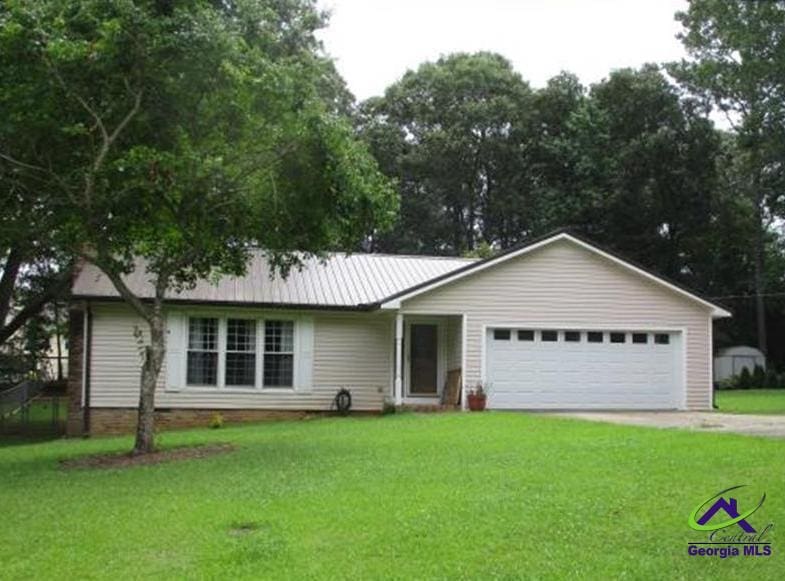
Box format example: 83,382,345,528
0,380,65,436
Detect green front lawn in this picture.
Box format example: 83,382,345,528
716,389,785,415
1,413,782,578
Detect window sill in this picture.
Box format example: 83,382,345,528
166,386,306,395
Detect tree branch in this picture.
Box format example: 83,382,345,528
44,56,143,208
84,86,144,206
0,267,71,346
81,251,153,324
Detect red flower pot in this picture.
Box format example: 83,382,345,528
467,394,487,411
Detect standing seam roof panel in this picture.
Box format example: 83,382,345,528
72,251,477,307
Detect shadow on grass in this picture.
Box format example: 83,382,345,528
0,430,66,448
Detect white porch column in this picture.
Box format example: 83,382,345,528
460,314,468,411
394,312,404,405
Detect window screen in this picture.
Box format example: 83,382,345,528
187,318,218,385
264,320,294,387
225,319,256,386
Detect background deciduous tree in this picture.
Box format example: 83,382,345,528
359,48,785,369
359,53,535,254
669,0,785,355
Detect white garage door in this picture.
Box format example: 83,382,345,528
486,328,682,410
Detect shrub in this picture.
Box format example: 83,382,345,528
752,365,766,388
209,413,224,429
764,368,780,389
717,377,736,390
381,399,397,415
736,367,752,389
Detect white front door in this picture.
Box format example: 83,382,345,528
485,328,682,410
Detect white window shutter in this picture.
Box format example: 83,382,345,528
165,311,186,391
296,317,314,391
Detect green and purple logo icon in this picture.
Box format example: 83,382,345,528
687,485,773,559
688,485,765,533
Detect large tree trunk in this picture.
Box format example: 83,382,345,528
133,300,166,454
91,259,168,455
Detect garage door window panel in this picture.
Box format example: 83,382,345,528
587,331,604,343
493,329,511,341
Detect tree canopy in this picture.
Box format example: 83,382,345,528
359,50,785,367
669,0,785,356
0,0,396,452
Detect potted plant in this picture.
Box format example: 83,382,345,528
467,382,488,411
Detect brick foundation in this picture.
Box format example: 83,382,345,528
87,408,362,435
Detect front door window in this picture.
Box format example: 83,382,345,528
409,324,438,395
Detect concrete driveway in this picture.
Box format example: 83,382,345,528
556,411,785,438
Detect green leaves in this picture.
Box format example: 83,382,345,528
1,0,395,294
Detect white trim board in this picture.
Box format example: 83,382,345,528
381,233,731,319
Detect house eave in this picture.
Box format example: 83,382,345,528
70,294,381,313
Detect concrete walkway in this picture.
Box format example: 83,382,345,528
556,411,785,438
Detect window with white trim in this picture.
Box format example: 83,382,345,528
225,319,256,387
263,320,294,387
187,317,219,386
184,316,297,389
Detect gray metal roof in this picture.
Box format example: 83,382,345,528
72,251,476,309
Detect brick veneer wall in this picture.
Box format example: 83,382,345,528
89,408,344,435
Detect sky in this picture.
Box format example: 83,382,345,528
316,0,690,101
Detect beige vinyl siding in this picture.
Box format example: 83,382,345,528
88,304,391,411
401,239,713,410
445,317,462,372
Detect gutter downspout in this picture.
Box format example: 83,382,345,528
83,302,93,436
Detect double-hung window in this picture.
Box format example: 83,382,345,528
225,319,256,387
187,317,219,386
185,316,297,389
263,320,294,388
